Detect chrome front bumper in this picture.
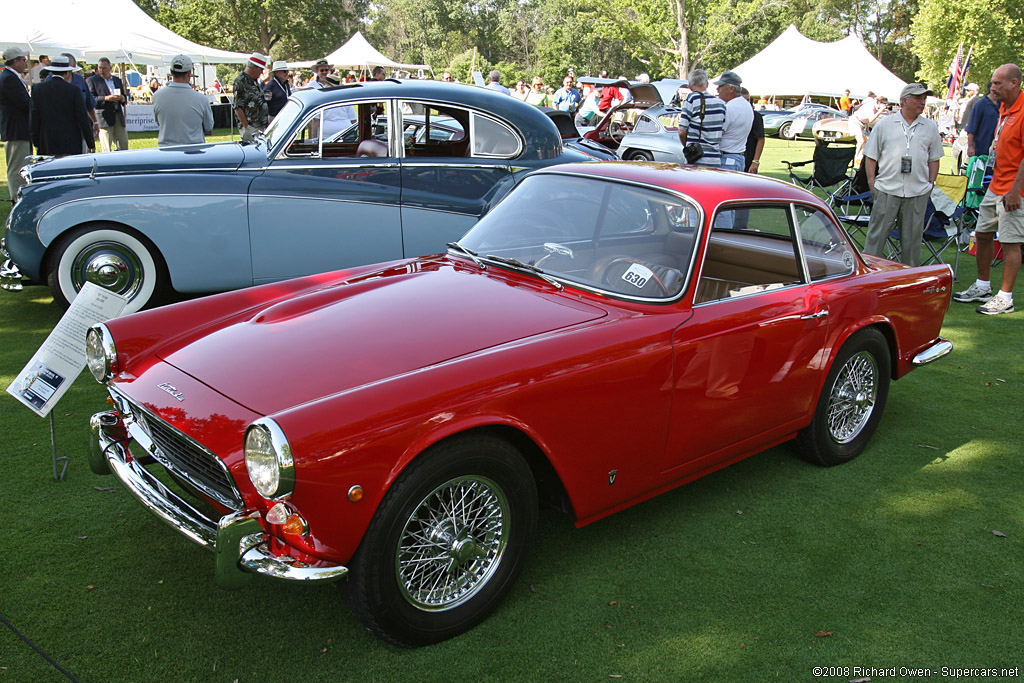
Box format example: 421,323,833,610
0,258,24,291
911,337,953,366
89,410,348,589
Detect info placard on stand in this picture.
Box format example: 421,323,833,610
7,283,128,480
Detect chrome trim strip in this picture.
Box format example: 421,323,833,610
912,338,952,366
265,162,399,170
90,410,348,588
399,161,511,170
109,387,243,511
29,167,244,182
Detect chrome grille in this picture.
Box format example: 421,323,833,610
113,390,244,510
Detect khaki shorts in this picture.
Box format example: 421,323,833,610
977,188,1024,243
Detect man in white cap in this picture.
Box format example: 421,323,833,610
1,46,32,200
233,52,269,142
153,54,213,147
262,60,291,118
30,55,94,156
862,83,943,266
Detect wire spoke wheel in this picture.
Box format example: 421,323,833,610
795,328,890,467
826,350,878,444
397,475,509,611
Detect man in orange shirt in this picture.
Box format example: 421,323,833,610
954,64,1024,315
839,89,852,115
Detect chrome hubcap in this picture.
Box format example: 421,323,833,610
396,476,509,611
827,350,878,444
72,242,144,298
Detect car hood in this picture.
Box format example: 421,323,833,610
25,142,248,181
159,258,608,416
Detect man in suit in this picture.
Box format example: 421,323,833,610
30,55,95,157
88,57,129,151
1,46,32,201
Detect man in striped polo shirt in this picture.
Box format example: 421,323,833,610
677,68,726,167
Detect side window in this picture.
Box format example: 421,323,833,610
632,115,658,134
696,206,803,303
796,205,856,280
470,113,521,157
400,104,467,157
284,102,391,159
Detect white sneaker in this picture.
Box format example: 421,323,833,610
953,282,992,303
977,297,1014,315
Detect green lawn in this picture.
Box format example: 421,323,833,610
0,135,1021,682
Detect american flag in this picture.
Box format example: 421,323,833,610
946,41,964,102
960,45,974,97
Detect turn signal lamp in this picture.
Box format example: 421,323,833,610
265,502,307,536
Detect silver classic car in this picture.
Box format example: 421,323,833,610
1,81,594,312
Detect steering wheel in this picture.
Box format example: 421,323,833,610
588,255,670,296
608,120,628,143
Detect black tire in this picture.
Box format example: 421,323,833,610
626,150,655,162
47,225,169,314
778,121,793,139
795,328,891,466
342,434,538,647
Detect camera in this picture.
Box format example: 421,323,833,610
683,142,704,164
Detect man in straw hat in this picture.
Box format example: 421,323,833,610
263,60,291,117
30,55,94,156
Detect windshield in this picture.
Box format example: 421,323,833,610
264,99,303,148
459,173,701,301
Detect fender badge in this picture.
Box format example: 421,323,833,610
608,469,618,485
157,382,185,401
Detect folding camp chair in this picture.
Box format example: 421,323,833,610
883,174,970,273
922,174,970,277
782,142,856,194
827,164,871,247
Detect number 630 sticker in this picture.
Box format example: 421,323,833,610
621,262,654,289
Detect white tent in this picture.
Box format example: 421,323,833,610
1,0,250,66
297,31,429,74
731,25,907,101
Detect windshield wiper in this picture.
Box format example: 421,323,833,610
483,254,563,290
446,242,485,268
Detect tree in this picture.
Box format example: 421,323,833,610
912,0,1024,92
145,0,365,60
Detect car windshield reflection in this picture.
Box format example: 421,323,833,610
265,99,304,148
459,173,701,301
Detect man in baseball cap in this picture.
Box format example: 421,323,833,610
233,52,269,141
1,46,32,199
153,54,213,147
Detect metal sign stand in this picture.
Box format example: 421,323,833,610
50,412,69,481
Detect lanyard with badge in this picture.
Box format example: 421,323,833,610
899,118,917,174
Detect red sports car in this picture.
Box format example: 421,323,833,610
87,162,953,646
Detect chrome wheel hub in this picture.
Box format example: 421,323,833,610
396,476,509,611
72,242,144,298
827,350,878,444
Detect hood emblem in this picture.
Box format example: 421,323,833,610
157,382,185,401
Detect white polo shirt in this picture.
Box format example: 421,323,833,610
864,112,943,197
721,96,754,154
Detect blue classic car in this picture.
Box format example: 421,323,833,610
1,81,594,312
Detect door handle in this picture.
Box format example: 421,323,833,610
801,309,829,320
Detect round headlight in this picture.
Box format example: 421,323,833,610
244,418,294,500
86,324,117,383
